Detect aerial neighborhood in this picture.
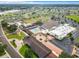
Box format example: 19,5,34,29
0,2,79,58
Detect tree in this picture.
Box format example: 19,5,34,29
51,16,55,20
61,21,64,24
35,21,43,26
1,20,8,27
0,44,6,56
11,40,17,48
7,24,17,33
68,33,74,43
59,52,72,58
32,12,36,15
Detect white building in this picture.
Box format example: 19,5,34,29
48,24,76,40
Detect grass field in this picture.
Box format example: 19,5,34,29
19,44,38,58
66,15,79,23
5,31,25,40
10,40,17,48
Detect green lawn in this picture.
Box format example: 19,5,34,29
5,32,26,40
66,15,79,23
3,24,26,40
19,44,38,58
10,40,17,48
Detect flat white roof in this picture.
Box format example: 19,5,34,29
48,24,76,40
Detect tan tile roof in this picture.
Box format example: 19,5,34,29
35,33,63,57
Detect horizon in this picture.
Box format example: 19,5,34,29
0,1,79,4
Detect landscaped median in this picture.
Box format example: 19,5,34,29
19,44,39,58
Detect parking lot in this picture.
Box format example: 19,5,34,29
50,37,74,55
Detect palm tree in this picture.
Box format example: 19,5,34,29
67,33,74,44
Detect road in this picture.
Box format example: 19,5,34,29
0,24,22,58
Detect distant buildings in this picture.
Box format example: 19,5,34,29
0,10,20,15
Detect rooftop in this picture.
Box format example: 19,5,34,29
41,20,59,29
23,36,51,58
48,24,76,40
34,33,63,57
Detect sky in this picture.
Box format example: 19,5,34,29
0,0,79,1
0,0,79,4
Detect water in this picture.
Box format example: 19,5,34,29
30,27,40,34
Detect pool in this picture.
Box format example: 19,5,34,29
30,27,41,34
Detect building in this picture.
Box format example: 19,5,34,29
34,33,63,57
48,24,76,40
41,20,59,29
22,20,76,58
23,36,51,58
23,31,63,58
0,10,20,15
41,20,76,40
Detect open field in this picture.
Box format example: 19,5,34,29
66,15,79,23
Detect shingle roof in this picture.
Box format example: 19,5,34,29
23,36,51,58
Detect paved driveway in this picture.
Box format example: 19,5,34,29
50,38,73,55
